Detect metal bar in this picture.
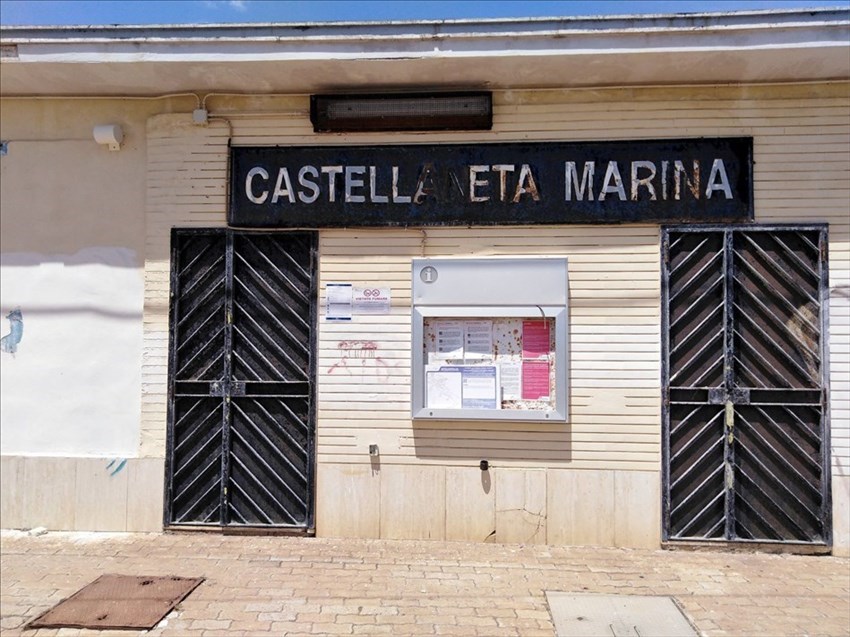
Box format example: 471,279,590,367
230,349,264,381
669,404,708,438
176,238,216,281
231,303,306,379
669,464,724,518
305,232,319,531
231,322,288,380
817,228,833,546
221,231,235,526
668,250,724,305
732,330,794,389
734,252,818,332
724,228,735,541
242,235,310,303
732,353,769,389
668,235,711,279
670,437,724,491
690,353,726,389
735,411,821,521
739,233,818,306
232,272,310,373
178,253,226,301
660,228,672,541
670,408,724,445
231,401,308,484
172,455,221,509
175,479,221,525
782,405,820,441
226,468,277,525
735,463,812,540
732,281,820,362
172,429,223,483
173,404,224,456
772,232,819,282
233,250,309,330
733,305,817,384
673,488,725,538
175,277,226,331
671,412,721,462
751,405,822,477
175,308,222,355
175,326,225,379
670,331,723,385
669,294,723,357
163,230,183,526
275,397,310,437
669,274,724,331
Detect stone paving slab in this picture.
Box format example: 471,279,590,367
1,530,848,636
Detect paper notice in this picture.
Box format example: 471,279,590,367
426,366,463,409
500,362,521,401
522,320,550,358
459,365,500,410
464,320,493,360
326,283,353,321
434,320,464,359
522,360,550,400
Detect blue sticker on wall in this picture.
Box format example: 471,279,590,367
0,307,23,356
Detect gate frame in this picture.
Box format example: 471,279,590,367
163,227,319,533
660,223,832,548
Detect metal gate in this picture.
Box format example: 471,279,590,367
662,225,830,545
164,229,317,530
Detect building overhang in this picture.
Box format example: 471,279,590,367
1,8,848,97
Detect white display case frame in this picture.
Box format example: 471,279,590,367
411,257,569,422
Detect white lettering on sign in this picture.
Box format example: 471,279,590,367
564,159,732,202
322,166,343,202
469,165,489,203
345,166,366,203
565,161,595,201
706,159,733,199
272,167,295,204
246,166,269,204
242,158,734,207
298,166,320,204
600,161,626,201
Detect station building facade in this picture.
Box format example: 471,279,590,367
1,9,848,555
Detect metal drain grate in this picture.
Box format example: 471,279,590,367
27,574,204,630
545,593,699,637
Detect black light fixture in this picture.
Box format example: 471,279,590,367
310,91,492,133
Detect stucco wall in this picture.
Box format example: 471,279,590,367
0,99,187,531
0,98,189,456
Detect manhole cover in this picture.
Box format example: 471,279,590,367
27,574,204,630
545,592,699,637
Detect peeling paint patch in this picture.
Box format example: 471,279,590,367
0,308,23,356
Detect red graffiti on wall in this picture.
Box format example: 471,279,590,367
328,340,397,378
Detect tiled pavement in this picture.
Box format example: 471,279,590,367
1,530,848,636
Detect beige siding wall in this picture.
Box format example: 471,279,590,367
139,83,849,548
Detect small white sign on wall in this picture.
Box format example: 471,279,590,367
352,286,391,315
326,283,353,321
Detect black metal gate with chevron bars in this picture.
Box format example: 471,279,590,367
164,229,317,530
662,225,831,546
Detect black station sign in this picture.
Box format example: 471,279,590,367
229,138,753,227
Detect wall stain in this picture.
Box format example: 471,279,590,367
0,307,23,356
